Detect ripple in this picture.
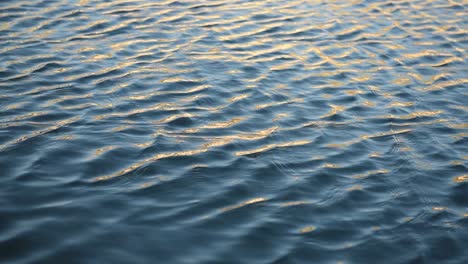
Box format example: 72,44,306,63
0,0,467,263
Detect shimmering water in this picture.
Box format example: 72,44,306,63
1,0,467,263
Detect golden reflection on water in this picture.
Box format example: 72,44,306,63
453,175,468,183
220,197,267,212
279,201,312,207
299,226,317,234
351,169,390,179
0,0,467,262
235,140,311,156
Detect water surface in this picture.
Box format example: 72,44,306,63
0,0,467,263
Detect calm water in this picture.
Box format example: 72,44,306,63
1,0,467,263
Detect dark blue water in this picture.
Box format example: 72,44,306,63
1,0,467,263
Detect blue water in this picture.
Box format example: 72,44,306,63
0,0,467,263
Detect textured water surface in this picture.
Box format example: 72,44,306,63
1,0,467,263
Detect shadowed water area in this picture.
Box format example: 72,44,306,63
0,0,467,263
